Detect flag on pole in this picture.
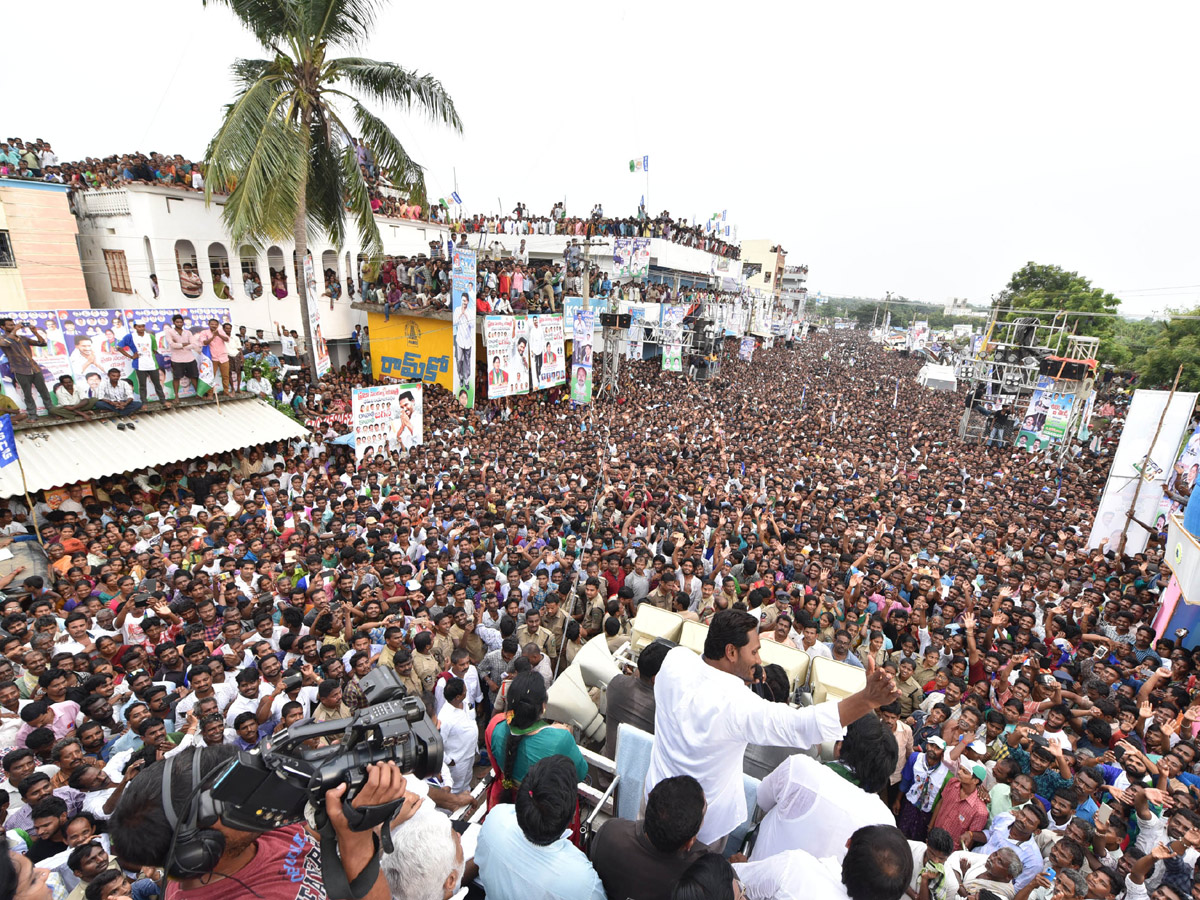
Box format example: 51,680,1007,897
0,415,16,470
451,191,462,205
722,209,727,221
643,155,649,171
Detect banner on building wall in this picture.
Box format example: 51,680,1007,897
571,310,595,403
451,248,477,408
628,307,646,361
371,313,453,393
661,304,686,373
529,314,565,390
739,336,756,362
352,383,423,462
613,238,651,280
62,308,134,386
0,311,72,413
0,307,231,411
162,307,230,397
304,250,331,377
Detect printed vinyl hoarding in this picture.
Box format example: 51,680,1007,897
0,307,231,411
571,310,595,403
352,383,423,462
451,248,477,408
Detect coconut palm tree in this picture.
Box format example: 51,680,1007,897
202,0,461,368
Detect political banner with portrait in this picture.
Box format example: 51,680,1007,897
485,316,516,399
1040,382,1076,444
451,248,477,408
613,237,650,280
661,304,686,373
352,383,423,462
529,314,565,390
509,315,532,395
739,336,756,362
59,308,133,386
562,296,584,339
164,306,231,397
628,307,646,361
0,306,230,410
1015,376,1075,450
304,250,331,377
0,311,73,413
571,310,595,404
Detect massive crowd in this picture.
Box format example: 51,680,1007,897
453,206,741,259
2,137,734,261
359,237,747,318
0,321,1195,900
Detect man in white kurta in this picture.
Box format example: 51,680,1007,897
751,753,894,862
643,610,898,847
438,684,478,795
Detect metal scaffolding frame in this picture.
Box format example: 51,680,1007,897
956,309,1097,461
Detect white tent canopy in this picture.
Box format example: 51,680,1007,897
916,363,957,391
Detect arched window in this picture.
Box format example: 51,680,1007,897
268,246,288,299
143,236,158,297
240,246,263,299
322,250,340,302
175,239,202,298
208,242,230,299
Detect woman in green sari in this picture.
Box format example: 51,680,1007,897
485,671,588,809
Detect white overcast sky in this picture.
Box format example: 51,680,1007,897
8,0,1199,314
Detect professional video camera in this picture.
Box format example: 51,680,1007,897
155,668,442,899
206,666,443,833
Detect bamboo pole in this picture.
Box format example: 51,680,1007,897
1117,365,1183,558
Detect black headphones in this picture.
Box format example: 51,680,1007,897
162,751,226,879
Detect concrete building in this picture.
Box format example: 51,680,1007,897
740,240,786,302
70,184,450,357
0,178,89,310
779,264,809,321
464,230,742,291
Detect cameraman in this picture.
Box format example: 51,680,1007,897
111,745,417,900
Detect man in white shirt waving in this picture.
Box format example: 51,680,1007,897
644,608,900,850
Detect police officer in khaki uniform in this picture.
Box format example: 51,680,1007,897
411,631,441,712
393,649,424,701
540,595,570,655
430,611,456,670
516,609,557,658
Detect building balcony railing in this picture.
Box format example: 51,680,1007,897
71,189,133,218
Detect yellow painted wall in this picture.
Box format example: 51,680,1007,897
368,311,455,392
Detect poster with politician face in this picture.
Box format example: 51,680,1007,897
0,310,73,413
451,248,477,408
509,315,531,395
60,307,133,383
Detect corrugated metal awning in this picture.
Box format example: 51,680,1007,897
0,398,310,498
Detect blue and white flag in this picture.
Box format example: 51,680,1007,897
451,191,462,205
0,415,17,469
642,155,649,171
